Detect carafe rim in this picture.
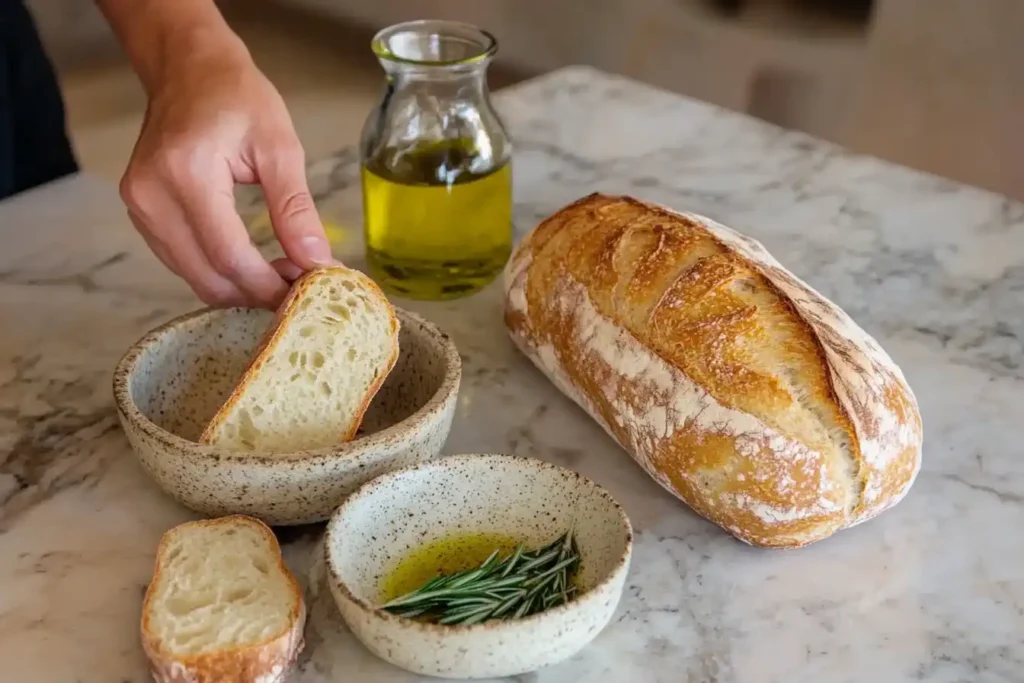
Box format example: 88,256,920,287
370,19,498,70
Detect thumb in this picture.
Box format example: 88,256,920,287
257,140,333,269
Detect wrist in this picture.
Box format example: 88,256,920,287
153,23,253,95
98,0,252,95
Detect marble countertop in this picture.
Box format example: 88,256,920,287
1,66,1022,682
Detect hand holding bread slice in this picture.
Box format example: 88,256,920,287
200,265,400,452
141,515,305,683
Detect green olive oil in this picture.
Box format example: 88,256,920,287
361,141,513,300
379,532,521,604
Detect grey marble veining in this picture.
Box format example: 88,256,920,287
1,66,1022,682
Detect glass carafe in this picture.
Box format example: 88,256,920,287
359,20,513,301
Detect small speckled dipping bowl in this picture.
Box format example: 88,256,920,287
112,306,461,525
325,453,633,679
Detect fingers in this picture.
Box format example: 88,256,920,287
270,257,305,282
253,137,333,269
128,209,181,277
121,160,278,308
178,160,290,308
121,88,328,309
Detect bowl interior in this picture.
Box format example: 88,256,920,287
328,455,631,606
127,307,450,446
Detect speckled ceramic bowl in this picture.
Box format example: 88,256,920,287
112,306,461,525
324,453,633,679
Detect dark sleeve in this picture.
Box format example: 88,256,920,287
0,1,78,200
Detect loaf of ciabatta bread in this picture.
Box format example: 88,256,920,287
503,193,922,548
200,266,399,452
141,515,305,683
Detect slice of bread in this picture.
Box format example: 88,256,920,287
199,266,400,452
141,515,305,683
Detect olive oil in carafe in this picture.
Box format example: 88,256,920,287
362,142,512,300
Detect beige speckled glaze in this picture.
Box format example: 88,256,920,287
324,454,633,679
112,306,461,525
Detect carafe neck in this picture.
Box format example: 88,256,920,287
385,64,488,95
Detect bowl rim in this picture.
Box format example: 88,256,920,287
323,453,634,633
111,304,462,464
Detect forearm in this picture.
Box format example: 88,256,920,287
95,0,250,94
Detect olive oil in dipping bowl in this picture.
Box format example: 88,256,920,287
324,454,633,679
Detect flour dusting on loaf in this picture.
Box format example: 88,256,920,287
684,208,922,521
504,193,923,548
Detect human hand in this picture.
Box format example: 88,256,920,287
119,45,331,308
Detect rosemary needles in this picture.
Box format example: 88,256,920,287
381,531,581,625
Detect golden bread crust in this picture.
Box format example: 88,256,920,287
504,193,922,547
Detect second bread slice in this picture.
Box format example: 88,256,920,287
141,515,305,683
200,266,400,452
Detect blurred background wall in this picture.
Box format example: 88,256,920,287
25,0,1024,200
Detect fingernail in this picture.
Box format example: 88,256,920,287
300,235,333,266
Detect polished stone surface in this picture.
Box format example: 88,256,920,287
1,67,1022,682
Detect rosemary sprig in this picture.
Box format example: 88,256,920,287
382,530,581,625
